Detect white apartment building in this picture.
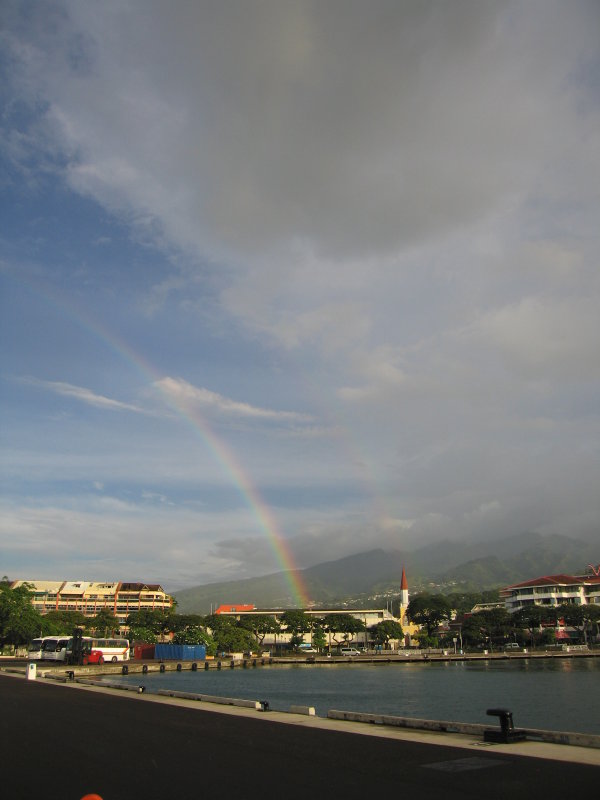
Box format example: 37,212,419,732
500,572,600,613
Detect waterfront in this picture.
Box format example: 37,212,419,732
104,656,600,734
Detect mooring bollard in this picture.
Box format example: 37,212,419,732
66,670,75,681
217,661,221,670
138,686,145,694
259,700,270,712
142,664,148,674
176,663,182,672
484,708,526,743
160,663,165,673
205,661,210,670
191,662,197,671
229,659,235,668
122,664,128,675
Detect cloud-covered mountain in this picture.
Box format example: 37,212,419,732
173,532,598,613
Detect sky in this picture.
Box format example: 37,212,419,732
1,0,599,592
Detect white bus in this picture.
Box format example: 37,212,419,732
67,636,130,664
41,636,71,661
28,637,51,660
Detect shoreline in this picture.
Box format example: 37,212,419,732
2,652,600,757
1,669,599,770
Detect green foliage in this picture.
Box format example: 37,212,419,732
41,610,87,635
128,626,157,644
0,583,44,647
126,610,171,635
280,610,312,634
90,609,120,636
321,613,365,644
312,625,327,652
169,613,205,632
237,614,281,645
407,594,452,636
370,620,403,646
212,625,257,654
173,625,208,645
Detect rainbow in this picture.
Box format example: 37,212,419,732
9,274,311,607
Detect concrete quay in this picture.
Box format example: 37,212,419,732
1,670,598,800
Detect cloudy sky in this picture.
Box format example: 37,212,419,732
1,1,598,590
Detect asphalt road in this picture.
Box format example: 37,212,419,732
1,674,598,800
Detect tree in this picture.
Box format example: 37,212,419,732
126,610,171,636
512,605,549,647
0,582,44,649
213,625,258,654
280,610,312,652
321,614,365,648
41,610,88,635
280,610,312,635
237,614,281,646
370,620,403,647
312,625,327,652
128,626,157,644
90,609,120,636
204,614,259,653
556,604,600,645
172,625,217,654
407,594,452,638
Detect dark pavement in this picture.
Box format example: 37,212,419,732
1,674,598,800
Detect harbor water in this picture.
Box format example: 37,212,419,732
104,656,600,734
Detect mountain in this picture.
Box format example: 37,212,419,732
172,533,598,613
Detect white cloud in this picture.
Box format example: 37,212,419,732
156,376,313,423
18,377,148,414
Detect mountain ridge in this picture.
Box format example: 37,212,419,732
173,532,598,613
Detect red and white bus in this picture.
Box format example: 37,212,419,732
67,636,130,664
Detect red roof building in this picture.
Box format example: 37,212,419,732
501,570,600,613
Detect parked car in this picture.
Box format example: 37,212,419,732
340,647,361,656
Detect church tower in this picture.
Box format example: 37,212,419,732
400,566,409,608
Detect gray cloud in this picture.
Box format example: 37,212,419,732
2,1,599,583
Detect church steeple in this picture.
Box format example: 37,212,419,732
400,567,409,608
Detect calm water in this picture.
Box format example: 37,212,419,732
106,658,600,734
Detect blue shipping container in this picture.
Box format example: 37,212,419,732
154,644,206,661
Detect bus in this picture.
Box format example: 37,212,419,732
41,636,71,661
67,636,130,664
28,636,53,660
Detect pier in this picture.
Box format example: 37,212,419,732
1,664,599,799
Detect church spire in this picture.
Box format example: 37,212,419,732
400,567,409,607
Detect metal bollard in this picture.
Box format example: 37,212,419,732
484,708,526,743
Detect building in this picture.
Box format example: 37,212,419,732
214,566,420,649
10,580,174,624
500,570,600,614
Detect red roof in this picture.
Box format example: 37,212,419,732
503,573,600,590
214,604,255,614
401,568,408,590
